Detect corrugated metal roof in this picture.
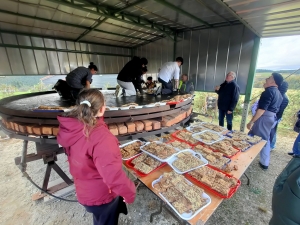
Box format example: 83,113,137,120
223,0,300,37
0,0,299,49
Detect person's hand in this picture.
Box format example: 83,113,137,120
227,111,232,114
247,122,254,130
215,85,220,91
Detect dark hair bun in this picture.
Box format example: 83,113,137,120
90,62,94,65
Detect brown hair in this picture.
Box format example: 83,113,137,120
64,88,105,137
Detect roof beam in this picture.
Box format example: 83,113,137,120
153,0,211,27
112,0,149,13
195,0,232,25
75,18,108,42
45,0,175,38
75,0,148,42
0,43,132,57
0,9,151,43
214,0,261,37
0,29,132,48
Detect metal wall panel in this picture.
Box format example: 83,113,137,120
135,37,174,77
214,27,231,85
34,50,49,74
0,32,131,75
0,47,12,75
20,49,38,74
68,53,78,70
31,37,45,47
57,52,70,74
197,29,210,90
173,25,255,94
6,48,25,75
189,30,201,89
17,35,32,46
1,33,18,45
236,28,255,94
205,29,219,91
46,51,61,74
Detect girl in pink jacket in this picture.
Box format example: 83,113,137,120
57,89,136,225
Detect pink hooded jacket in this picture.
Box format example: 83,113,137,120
57,116,136,206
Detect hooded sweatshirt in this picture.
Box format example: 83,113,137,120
57,116,136,206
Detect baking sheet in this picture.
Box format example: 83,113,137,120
199,122,228,134
185,165,241,199
166,149,208,174
192,130,224,145
119,140,144,160
125,154,167,177
140,141,180,162
152,175,211,220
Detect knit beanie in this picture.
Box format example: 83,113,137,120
272,72,284,86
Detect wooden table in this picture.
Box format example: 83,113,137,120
124,140,266,225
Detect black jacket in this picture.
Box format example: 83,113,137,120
269,157,300,225
117,56,143,82
215,81,240,112
277,81,289,119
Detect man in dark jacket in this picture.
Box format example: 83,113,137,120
116,56,148,97
269,156,300,225
270,81,289,149
215,71,240,131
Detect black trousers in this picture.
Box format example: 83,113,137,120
158,78,173,95
83,197,128,225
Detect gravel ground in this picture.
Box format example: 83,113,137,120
0,131,297,225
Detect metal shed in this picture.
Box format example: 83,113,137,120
1,0,299,129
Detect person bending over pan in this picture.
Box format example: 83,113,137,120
156,56,183,95
57,89,136,225
116,56,148,97
66,62,98,99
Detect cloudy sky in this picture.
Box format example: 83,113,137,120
257,35,300,70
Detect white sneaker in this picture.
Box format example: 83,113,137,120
115,85,120,97
117,87,124,97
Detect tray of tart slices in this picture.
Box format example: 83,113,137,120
140,141,180,162
226,130,262,145
165,149,208,174
152,171,211,220
185,165,241,199
171,130,200,146
186,125,208,133
199,122,228,134
166,139,194,150
119,140,144,160
192,144,231,170
125,153,167,177
201,139,240,158
192,130,224,145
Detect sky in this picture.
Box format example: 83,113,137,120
257,35,300,70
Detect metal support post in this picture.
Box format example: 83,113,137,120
240,36,261,132
20,140,28,173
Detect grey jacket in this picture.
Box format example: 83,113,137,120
179,80,194,94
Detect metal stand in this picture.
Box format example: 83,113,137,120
13,139,74,199
244,173,250,185
42,160,73,191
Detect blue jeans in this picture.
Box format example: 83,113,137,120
218,109,233,130
158,77,173,95
292,133,300,155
